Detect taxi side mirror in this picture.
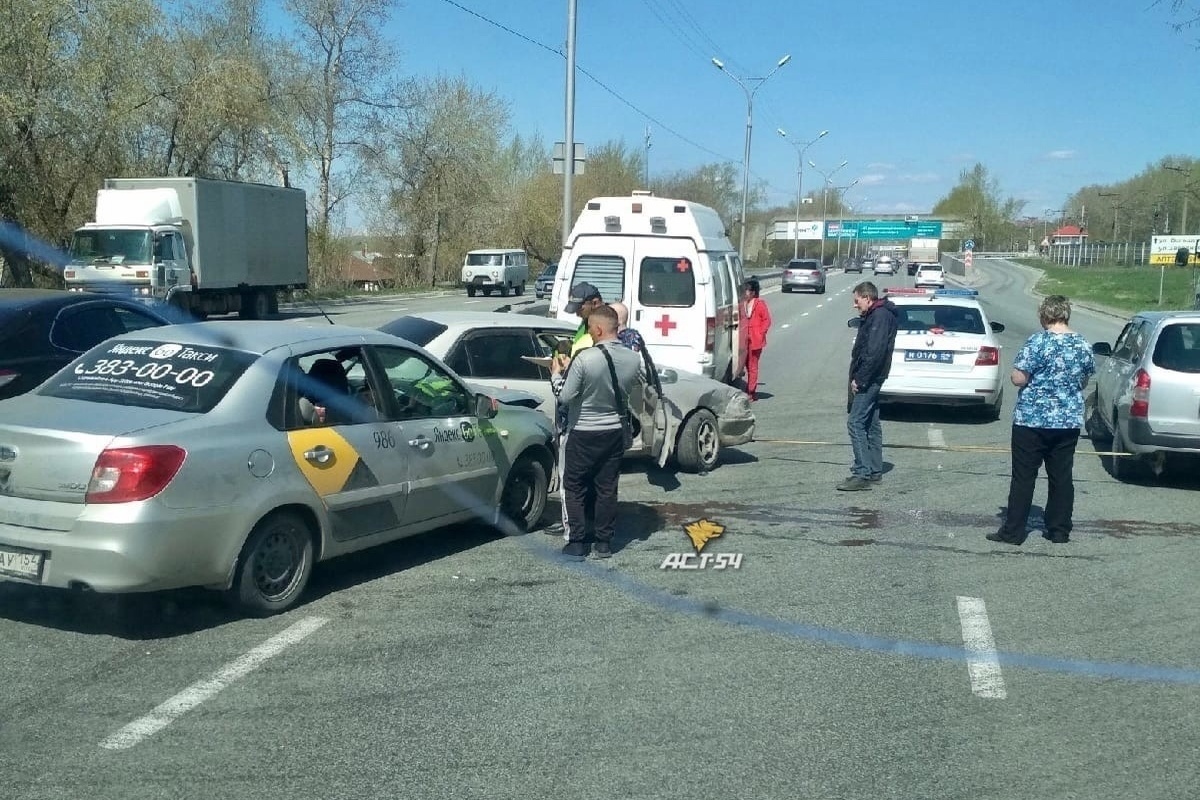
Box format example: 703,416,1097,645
657,368,679,385
990,321,1006,333
474,392,498,419
1092,342,1113,357
847,317,861,328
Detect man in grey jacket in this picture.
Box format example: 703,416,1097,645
550,304,641,559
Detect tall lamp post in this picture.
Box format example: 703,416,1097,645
1045,208,1065,262
712,54,791,262
845,196,867,260
777,128,828,259
831,179,859,266
808,159,849,264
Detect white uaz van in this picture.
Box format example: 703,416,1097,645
550,192,746,383
462,249,530,297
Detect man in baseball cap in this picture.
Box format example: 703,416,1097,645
563,282,604,356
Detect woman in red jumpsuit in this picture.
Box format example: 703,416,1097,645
741,278,772,400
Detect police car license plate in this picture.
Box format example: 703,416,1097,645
0,545,45,580
905,350,955,364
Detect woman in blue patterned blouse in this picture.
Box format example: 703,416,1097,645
988,295,1095,545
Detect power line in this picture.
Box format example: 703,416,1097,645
436,0,793,198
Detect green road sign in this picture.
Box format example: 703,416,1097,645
827,220,944,240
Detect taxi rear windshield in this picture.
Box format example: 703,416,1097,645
1152,323,1200,373
38,339,257,413
896,305,985,335
639,256,696,307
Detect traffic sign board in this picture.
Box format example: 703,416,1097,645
964,239,975,251
827,220,943,240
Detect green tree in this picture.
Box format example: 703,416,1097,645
932,164,1026,250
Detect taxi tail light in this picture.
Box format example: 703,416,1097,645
1130,369,1151,418
810,271,821,277
86,445,187,504
974,346,999,366
705,317,716,353
0,368,18,389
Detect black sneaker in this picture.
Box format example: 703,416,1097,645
592,542,612,559
1042,532,1070,544
543,521,565,537
836,476,872,491
561,542,587,559
867,473,882,483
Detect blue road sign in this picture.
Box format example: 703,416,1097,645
964,239,976,251
828,220,944,240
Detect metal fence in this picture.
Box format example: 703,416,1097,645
1044,242,1152,266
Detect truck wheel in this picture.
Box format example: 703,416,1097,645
468,286,477,298
227,511,314,617
500,284,510,297
252,290,271,319
267,293,279,315
675,409,720,473
516,282,525,296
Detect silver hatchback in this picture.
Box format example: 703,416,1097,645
782,259,826,294
1089,311,1200,480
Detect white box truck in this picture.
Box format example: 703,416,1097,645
64,177,308,319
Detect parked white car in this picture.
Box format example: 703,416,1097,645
379,311,757,472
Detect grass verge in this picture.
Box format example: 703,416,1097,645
1014,259,1200,313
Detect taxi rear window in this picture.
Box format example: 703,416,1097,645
38,339,257,413
896,305,985,335
379,316,449,347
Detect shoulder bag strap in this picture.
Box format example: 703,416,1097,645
598,344,629,418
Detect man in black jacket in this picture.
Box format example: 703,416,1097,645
840,281,899,491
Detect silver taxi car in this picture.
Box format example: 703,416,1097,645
0,322,555,616
379,311,756,473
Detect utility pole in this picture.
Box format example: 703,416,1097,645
777,128,828,259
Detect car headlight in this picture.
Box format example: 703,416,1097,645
729,393,753,415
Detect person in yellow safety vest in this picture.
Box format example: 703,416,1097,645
564,281,605,356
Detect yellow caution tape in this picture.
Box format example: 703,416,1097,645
752,437,1134,457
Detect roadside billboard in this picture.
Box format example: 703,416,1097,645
1150,235,1200,266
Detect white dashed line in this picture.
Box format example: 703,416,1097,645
780,323,790,329
955,597,1007,699
100,616,329,751
927,428,946,451
465,300,482,304
801,312,810,317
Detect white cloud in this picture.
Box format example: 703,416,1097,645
856,173,888,185
1045,149,1076,160
866,162,896,171
898,172,940,184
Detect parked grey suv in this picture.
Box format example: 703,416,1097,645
1089,311,1200,480
782,258,826,293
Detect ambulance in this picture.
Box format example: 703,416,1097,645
550,192,746,383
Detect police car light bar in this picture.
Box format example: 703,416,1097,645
934,288,979,298
883,288,934,295
884,287,979,298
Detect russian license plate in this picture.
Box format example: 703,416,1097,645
0,545,45,580
905,350,955,364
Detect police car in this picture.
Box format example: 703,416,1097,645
879,288,1006,419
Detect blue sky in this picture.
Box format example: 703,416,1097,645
375,0,1196,219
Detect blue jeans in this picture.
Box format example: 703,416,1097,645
847,382,883,478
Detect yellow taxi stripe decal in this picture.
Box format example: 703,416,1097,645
287,427,363,498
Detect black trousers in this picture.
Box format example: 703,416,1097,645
562,428,624,544
1000,425,1081,541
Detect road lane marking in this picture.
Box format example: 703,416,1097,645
956,597,1007,699
780,323,790,329
465,300,482,304
100,616,329,751
801,312,810,317
927,428,946,451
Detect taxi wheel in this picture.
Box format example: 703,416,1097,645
676,409,720,473
229,512,314,617
498,456,548,534
1109,418,1147,483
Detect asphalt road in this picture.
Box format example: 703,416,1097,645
2,262,1198,800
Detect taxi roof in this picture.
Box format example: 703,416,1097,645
104,320,389,354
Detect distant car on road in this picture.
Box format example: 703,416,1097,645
844,258,863,274
534,263,557,299
1088,311,1200,481
378,311,757,473
914,264,946,289
0,289,176,401
782,258,826,294
873,256,896,276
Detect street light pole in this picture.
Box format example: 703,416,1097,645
561,0,578,248
808,159,849,264
832,179,859,266
712,54,791,262
777,128,828,259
